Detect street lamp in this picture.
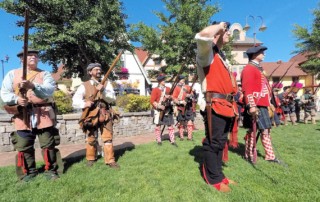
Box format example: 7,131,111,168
1,55,9,80
243,15,267,45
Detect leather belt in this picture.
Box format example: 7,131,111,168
207,92,234,102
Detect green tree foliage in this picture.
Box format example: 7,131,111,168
129,0,228,76
0,0,131,80
53,90,73,114
292,3,320,79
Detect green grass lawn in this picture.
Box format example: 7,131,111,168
0,123,320,202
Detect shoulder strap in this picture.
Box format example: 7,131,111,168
14,70,43,95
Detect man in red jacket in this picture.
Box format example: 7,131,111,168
195,21,238,193
241,45,280,164
150,74,177,146
172,75,195,141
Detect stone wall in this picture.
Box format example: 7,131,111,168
0,111,203,152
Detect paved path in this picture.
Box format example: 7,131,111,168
0,133,158,167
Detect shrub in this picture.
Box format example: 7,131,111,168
0,93,4,110
53,90,73,114
116,94,151,112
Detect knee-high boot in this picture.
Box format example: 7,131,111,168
103,143,120,169
86,143,97,161
16,150,37,181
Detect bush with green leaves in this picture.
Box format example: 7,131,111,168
116,94,151,112
53,90,73,115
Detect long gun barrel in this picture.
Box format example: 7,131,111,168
159,63,185,121
21,8,30,126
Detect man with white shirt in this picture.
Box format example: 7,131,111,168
1,49,62,182
195,21,238,193
72,63,119,168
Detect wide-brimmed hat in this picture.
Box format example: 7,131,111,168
246,45,267,56
17,49,39,57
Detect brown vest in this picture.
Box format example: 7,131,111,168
13,69,55,130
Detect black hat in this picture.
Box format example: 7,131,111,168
87,63,102,71
157,74,166,82
178,75,185,80
17,49,39,57
246,45,267,56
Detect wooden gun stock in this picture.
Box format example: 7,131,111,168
79,50,124,128
159,63,186,121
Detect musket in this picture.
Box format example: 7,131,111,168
159,63,186,121
267,62,282,81
79,50,124,128
313,84,320,95
272,61,296,90
182,74,198,115
20,8,30,126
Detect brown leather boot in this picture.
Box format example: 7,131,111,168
86,143,97,161
107,162,120,169
104,144,120,169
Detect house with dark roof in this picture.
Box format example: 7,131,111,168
229,23,319,97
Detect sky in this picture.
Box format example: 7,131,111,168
0,0,319,84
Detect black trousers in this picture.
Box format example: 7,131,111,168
201,109,233,184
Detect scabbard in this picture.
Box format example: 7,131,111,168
252,115,257,164
205,92,213,144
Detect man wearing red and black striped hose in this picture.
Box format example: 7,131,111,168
241,45,280,164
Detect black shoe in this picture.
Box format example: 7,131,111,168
267,158,281,164
20,172,38,182
157,142,162,146
171,142,178,147
180,138,184,141
44,171,59,180
187,138,193,141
